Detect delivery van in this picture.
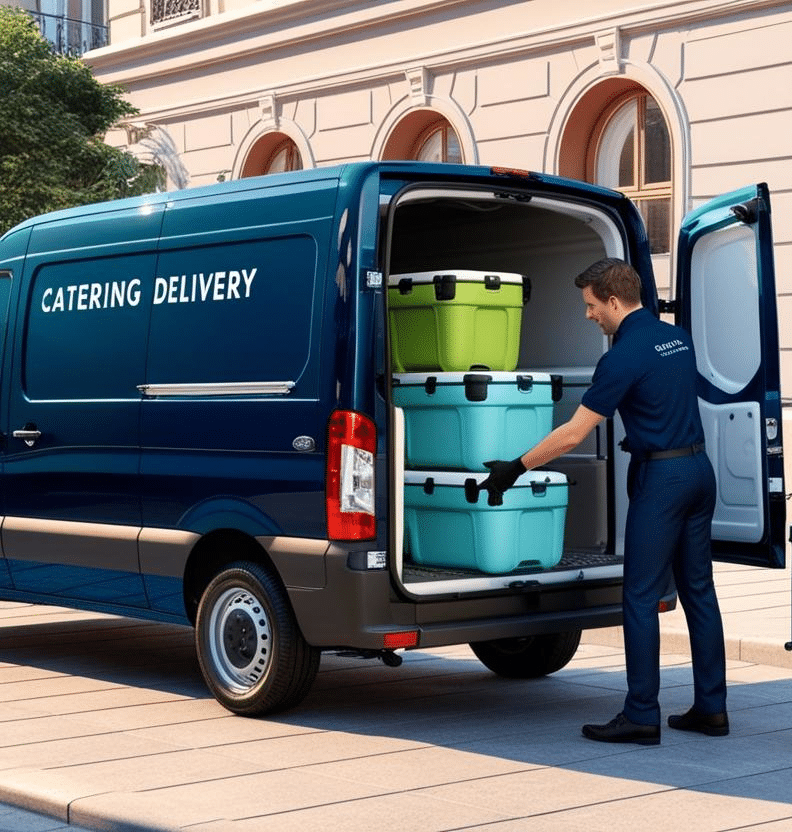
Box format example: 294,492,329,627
0,162,784,716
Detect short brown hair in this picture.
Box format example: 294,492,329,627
574,258,642,305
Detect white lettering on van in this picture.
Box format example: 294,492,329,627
152,268,258,306
41,269,255,313
42,279,143,313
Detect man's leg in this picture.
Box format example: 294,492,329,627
621,458,700,725
672,454,726,716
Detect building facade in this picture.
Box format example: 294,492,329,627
86,0,792,464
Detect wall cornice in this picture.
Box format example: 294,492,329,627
87,0,789,116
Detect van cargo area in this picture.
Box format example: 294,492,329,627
386,185,626,596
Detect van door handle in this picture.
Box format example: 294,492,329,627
12,424,41,447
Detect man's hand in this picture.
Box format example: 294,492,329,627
480,457,526,506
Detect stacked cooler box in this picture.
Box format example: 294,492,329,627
390,270,569,575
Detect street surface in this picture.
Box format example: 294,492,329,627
0,562,788,831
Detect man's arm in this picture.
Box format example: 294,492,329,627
480,405,605,505
518,404,605,471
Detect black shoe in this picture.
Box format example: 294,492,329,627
581,712,660,745
667,707,729,736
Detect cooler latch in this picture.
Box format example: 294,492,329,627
551,375,563,402
433,274,456,300
517,375,534,393
464,373,492,402
464,478,481,504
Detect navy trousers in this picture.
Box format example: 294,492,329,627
621,451,726,726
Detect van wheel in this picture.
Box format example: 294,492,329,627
470,630,581,678
195,561,320,716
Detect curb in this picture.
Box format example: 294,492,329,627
582,625,792,671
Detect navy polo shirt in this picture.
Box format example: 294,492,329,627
581,307,704,455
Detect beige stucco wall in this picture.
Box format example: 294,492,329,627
86,0,792,484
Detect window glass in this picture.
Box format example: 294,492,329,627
636,198,671,255
618,127,635,188
146,235,317,386
644,97,671,184
267,140,302,174
595,94,671,254
24,255,153,400
416,123,463,163
0,272,11,340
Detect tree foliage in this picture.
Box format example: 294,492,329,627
0,7,164,235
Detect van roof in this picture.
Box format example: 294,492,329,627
1,160,627,240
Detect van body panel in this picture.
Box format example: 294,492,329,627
0,162,782,713
677,183,785,568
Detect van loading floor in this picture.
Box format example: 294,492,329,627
402,550,623,583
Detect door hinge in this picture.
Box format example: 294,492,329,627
766,417,778,442
658,299,677,315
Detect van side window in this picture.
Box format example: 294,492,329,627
0,271,11,335
146,235,318,388
23,256,151,400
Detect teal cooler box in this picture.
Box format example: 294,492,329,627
403,470,568,574
388,270,529,372
393,371,559,471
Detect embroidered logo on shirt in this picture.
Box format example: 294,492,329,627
655,339,689,357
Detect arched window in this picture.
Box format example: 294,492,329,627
415,121,463,163
265,138,302,174
240,134,303,178
594,93,671,254
382,112,463,163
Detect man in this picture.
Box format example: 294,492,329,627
481,258,728,745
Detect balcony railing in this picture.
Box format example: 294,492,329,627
151,0,201,25
30,10,108,56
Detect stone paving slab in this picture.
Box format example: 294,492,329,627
0,558,787,831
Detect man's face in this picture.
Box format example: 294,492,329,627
581,286,620,336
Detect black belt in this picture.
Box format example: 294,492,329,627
637,443,705,461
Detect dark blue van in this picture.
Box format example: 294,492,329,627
0,162,784,715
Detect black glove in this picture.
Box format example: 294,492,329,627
480,457,526,506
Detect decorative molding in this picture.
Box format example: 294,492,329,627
259,91,279,127
405,66,430,106
595,27,621,76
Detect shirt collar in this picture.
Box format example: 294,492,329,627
613,306,651,343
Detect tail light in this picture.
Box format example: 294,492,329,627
326,410,376,540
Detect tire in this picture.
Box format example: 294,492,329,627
470,630,582,679
195,560,320,716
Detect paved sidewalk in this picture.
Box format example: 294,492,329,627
0,560,788,831
583,561,792,668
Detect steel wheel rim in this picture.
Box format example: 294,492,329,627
207,585,273,693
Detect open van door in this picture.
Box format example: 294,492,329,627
676,183,785,568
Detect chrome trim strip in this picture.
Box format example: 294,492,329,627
137,381,295,397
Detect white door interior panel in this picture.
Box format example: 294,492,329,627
699,399,763,543
690,223,760,396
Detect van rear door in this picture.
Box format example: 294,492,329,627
676,183,785,567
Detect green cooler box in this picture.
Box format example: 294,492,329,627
393,371,559,471
388,270,528,372
403,470,568,574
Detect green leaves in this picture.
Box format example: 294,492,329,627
0,6,164,234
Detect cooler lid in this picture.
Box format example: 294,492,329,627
393,371,561,402
404,470,567,488
394,371,554,386
389,269,525,286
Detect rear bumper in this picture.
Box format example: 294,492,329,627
284,545,626,650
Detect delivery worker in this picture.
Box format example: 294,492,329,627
480,258,728,745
